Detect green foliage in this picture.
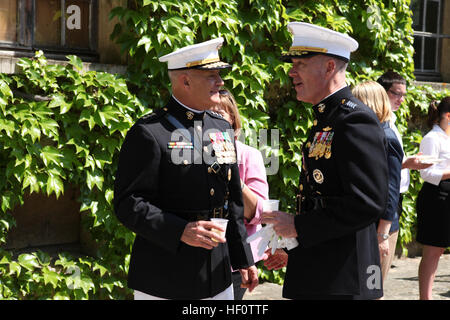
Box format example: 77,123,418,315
257,260,285,285
0,51,145,299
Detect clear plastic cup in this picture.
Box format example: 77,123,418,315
210,218,228,241
262,199,279,212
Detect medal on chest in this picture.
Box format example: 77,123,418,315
209,132,236,164
308,130,334,160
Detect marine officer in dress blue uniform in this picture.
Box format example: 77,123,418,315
113,38,258,300
262,22,389,300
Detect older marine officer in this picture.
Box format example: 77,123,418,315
113,38,258,300
263,22,389,300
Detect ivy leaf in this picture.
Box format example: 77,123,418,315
40,146,63,167
39,118,60,137
97,105,120,126
105,189,114,204
42,268,60,289
49,94,71,114
18,254,40,271
36,250,51,266
0,118,18,138
1,193,12,212
47,173,64,198
79,109,96,131
22,172,39,194
86,170,104,191
93,262,108,277
21,120,41,143
8,261,21,277
67,55,83,71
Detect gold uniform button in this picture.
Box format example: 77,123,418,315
210,188,215,196
183,160,189,165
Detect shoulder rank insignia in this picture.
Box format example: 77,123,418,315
308,131,334,160
210,110,222,118
342,99,357,109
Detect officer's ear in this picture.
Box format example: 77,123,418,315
180,73,190,88
325,58,336,75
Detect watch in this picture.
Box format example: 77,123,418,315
378,233,389,240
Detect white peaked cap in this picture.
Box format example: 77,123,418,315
158,37,231,70
282,22,359,62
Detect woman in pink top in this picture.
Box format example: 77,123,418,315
213,89,269,300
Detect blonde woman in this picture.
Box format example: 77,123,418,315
352,81,404,284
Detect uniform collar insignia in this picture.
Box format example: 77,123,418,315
186,111,194,120
317,103,326,113
166,96,205,124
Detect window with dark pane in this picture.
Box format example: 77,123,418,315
424,37,438,71
411,0,424,31
413,36,423,70
410,0,447,79
425,0,439,33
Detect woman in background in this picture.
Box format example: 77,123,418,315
416,97,450,300
352,81,403,285
213,89,269,300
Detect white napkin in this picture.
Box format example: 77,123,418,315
246,224,299,256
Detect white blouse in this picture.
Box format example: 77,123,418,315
419,124,450,186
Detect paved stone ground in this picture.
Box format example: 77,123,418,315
244,254,450,300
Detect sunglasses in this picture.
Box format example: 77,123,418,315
388,89,406,99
